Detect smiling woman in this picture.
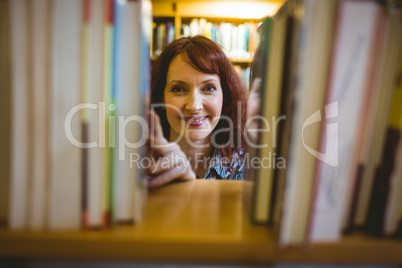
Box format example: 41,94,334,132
164,55,223,142
149,35,248,188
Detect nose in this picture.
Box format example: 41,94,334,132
185,90,202,113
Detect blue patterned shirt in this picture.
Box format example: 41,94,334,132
202,149,244,180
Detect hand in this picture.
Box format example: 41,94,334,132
147,110,196,189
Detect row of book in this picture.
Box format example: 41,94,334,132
151,21,175,57
244,0,402,245
0,0,151,230
151,17,259,61
181,18,259,60
233,65,251,91
151,17,254,89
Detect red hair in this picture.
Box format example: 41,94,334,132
151,35,247,161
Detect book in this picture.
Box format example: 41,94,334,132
47,0,83,230
280,0,337,246
243,17,272,224
29,0,51,230
310,0,385,242
102,0,115,228
81,0,106,229
341,4,386,233
354,5,402,228
0,0,11,226
383,56,402,235
181,19,256,60
135,0,153,223
271,3,300,229
113,0,145,224
366,40,402,236
252,11,287,224
151,19,175,57
8,0,31,230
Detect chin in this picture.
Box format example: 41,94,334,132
185,131,212,142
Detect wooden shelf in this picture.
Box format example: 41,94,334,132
0,180,401,264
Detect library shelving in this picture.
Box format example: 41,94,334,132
150,1,282,89
151,0,282,60
0,180,401,265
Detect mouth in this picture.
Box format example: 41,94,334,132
180,116,209,127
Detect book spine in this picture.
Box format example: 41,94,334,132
30,0,51,231
9,0,29,230
48,0,83,230
81,0,91,230
101,0,114,228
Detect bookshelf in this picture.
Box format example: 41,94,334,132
0,180,401,264
2,0,401,265
151,0,282,59
151,1,282,89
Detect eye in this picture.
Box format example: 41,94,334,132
170,87,185,93
204,85,217,92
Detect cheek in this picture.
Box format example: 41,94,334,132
208,94,223,115
164,95,184,117
165,107,180,120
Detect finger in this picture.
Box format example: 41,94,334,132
150,110,165,141
150,140,185,159
148,165,185,189
148,132,169,148
148,163,196,189
147,151,188,176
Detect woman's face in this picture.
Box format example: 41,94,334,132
163,55,223,142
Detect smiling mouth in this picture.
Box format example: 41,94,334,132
180,116,209,126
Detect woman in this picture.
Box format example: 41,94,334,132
148,35,247,188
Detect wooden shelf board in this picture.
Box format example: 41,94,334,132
0,181,401,264
177,1,282,19
153,2,175,17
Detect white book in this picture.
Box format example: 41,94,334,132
48,0,82,230
113,0,142,223
199,18,207,36
311,0,382,241
84,0,105,229
8,0,30,230
189,18,199,36
29,0,51,230
231,25,237,58
181,24,190,38
280,0,337,246
221,22,232,57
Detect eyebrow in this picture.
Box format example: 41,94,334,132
167,78,219,86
